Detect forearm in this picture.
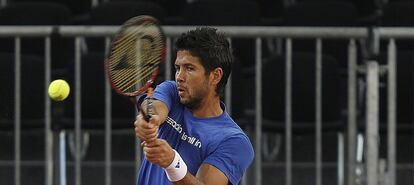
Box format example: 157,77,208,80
141,99,168,124
165,152,228,185
172,173,204,185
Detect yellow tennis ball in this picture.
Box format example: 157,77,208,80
48,79,70,101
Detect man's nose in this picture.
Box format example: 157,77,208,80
175,69,184,82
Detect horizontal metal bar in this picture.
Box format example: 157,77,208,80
59,26,369,38
216,26,368,38
4,26,414,39
263,162,339,168
378,27,414,39
59,26,118,37
0,26,54,37
0,160,138,167
7,160,414,169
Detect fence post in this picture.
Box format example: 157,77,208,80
255,37,263,185
366,61,379,185
285,38,292,185
44,36,53,185
347,39,358,185
74,37,83,185
104,37,112,185
14,37,21,185
315,38,323,185
387,39,397,185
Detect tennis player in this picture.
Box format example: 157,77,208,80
134,27,254,185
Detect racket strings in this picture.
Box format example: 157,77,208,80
109,53,160,85
108,22,164,94
112,64,158,92
109,46,161,71
109,23,162,69
112,25,143,56
109,40,162,84
111,26,145,69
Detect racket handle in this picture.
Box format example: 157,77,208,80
144,87,154,122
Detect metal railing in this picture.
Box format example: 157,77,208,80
58,26,369,185
1,26,413,185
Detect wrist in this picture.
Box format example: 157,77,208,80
164,149,187,182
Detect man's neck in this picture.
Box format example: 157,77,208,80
190,95,223,118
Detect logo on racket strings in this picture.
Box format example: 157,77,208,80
113,55,155,70
113,56,132,70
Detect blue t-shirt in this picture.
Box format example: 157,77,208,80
136,81,254,185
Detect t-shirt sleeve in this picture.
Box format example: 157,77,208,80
152,81,179,111
203,135,254,185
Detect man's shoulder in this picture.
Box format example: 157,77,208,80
159,80,176,87
207,118,251,147
155,80,177,93
221,117,252,149
221,115,246,136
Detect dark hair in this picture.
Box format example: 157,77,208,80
175,27,234,97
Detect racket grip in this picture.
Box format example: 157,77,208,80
144,87,154,122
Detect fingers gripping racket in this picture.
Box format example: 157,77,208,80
106,15,165,121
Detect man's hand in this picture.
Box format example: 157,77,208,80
134,99,169,142
142,138,175,168
134,113,161,143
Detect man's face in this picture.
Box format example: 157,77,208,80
174,50,210,109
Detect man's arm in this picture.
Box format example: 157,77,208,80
172,163,228,185
141,99,169,124
143,139,229,185
134,99,168,142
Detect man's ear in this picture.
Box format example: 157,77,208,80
210,67,223,85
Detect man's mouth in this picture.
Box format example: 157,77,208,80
177,86,186,95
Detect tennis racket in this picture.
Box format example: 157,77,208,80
105,15,165,121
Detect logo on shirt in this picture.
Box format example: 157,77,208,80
166,117,202,149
